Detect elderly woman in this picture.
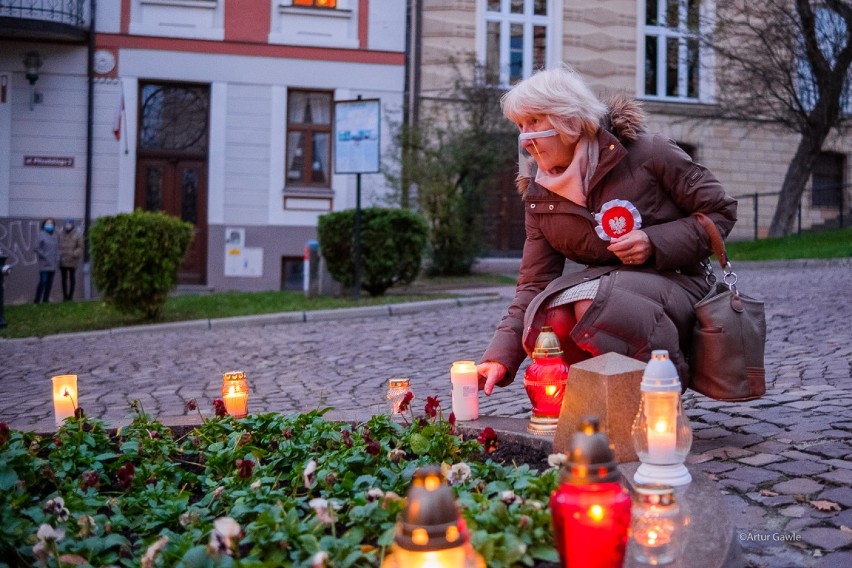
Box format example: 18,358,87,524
478,66,737,395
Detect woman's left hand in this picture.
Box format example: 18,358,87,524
607,229,653,265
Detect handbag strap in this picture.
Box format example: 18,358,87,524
692,212,738,291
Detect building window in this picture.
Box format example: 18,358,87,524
642,0,702,101
286,90,333,188
292,0,337,7
811,152,844,208
483,0,550,86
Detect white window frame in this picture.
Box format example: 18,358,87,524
638,0,715,103
476,0,561,87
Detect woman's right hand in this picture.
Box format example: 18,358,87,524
477,362,507,396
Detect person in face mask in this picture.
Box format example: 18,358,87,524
58,218,84,301
34,217,60,304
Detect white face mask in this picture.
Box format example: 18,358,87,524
518,129,558,176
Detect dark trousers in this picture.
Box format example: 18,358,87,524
60,266,76,301
35,270,55,303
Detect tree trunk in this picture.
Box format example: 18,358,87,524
768,125,834,238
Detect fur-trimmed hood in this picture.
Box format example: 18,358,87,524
517,93,647,194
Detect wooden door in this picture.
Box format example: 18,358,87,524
135,158,207,284
135,82,210,285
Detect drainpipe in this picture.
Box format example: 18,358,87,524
83,0,96,299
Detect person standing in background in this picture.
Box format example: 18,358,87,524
34,217,59,304
58,218,84,301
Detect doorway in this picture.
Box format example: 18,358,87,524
135,82,209,284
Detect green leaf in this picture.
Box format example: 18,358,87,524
0,466,19,491
409,433,430,456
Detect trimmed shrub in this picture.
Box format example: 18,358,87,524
318,207,428,296
90,210,194,319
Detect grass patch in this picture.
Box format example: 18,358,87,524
0,272,516,339
0,290,451,339
726,227,852,260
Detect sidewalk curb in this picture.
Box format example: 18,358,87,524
5,294,505,342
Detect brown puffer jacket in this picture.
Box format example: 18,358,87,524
480,95,738,385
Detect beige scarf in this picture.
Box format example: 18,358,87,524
534,137,599,206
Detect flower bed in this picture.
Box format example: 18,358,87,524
0,398,562,567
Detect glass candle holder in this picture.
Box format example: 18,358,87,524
387,377,412,417
551,418,632,568
450,361,479,421
51,374,78,427
631,350,693,486
221,371,249,418
630,483,683,565
523,326,568,435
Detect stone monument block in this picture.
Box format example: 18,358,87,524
553,352,645,463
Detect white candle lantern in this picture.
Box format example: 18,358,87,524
450,361,479,421
631,350,692,486
222,371,249,418
51,374,78,427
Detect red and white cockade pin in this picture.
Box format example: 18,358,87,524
594,199,642,240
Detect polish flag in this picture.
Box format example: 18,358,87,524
113,89,125,141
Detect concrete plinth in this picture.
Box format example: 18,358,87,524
553,352,645,463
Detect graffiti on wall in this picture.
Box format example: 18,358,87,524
0,219,42,266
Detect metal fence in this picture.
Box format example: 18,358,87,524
0,0,87,27
727,184,850,241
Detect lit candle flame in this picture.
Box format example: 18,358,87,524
588,504,605,522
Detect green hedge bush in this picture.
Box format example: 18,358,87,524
89,210,194,319
318,208,428,296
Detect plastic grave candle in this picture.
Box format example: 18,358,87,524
450,361,479,421
221,371,249,418
387,377,412,417
631,350,693,486
630,483,683,565
523,326,569,435
550,417,632,568
382,465,485,568
51,374,78,427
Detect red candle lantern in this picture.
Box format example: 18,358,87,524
551,417,632,568
524,326,569,435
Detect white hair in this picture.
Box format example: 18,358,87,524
501,65,607,138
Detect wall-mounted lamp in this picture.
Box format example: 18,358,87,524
24,51,42,85
23,51,43,110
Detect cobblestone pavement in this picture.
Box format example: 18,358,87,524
2,260,851,567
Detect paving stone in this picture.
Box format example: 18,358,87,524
827,508,852,529
800,527,852,551
814,551,852,568
722,465,784,485
767,460,832,476
738,422,786,437
818,487,852,508
718,478,758,494
692,427,731,439
697,461,739,474
781,450,821,461
779,505,807,518
738,453,786,467
745,440,795,454
704,446,755,460
821,459,852,471
818,468,852,486
723,432,766,448
772,478,825,495
722,416,758,428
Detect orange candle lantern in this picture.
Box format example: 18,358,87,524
523,326,569,435
221,371,249,418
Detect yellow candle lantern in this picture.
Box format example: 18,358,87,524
51,374,78,427
382,465,485,568
221,371,249,418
